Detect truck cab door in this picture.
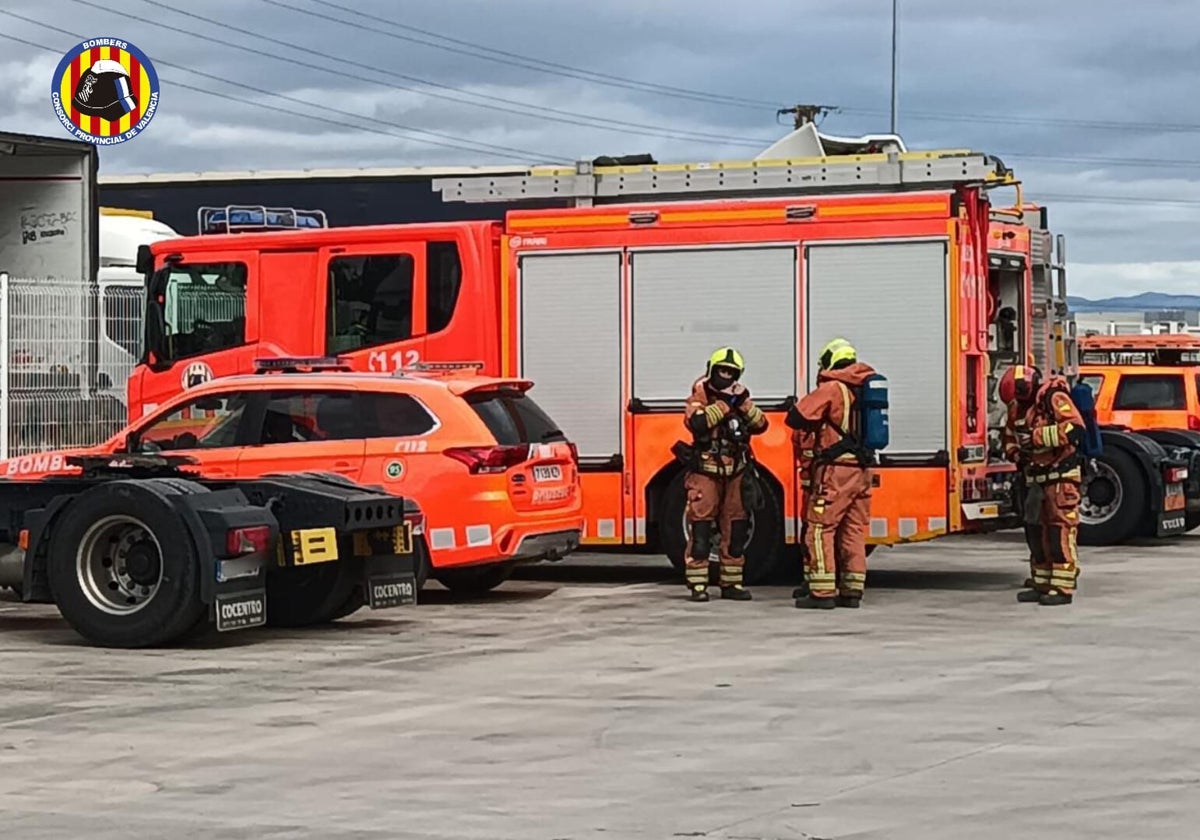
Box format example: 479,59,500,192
135,249,259,418
319,243,427,373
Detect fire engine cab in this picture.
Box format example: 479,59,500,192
129,137,1190,583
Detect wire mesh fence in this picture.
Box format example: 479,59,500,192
1,274,141,459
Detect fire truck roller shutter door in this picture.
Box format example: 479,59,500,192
805,241,949,455
630,246,797,402
518,252,623,460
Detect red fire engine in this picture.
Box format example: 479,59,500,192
129,144,1191,583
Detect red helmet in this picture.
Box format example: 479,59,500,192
998,364,1041,405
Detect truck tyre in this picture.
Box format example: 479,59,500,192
433,562,513,596
1079,448,1146,546
266,556,362,628
660,471,785,586
47,481,207,648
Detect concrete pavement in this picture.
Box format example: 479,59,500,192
1,532,1198,839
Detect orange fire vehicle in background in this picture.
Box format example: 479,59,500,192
126,135,1193,582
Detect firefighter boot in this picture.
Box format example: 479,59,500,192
795,595,836,610
836,595,861,608
718,565,752,601
1039,590,1073,606
1016,589,1042,603
792,583,810,599
685,520,714,602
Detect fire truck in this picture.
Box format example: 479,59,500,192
128,135,1192,583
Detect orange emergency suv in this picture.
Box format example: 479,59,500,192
114,357,583,593
125,133,1191,583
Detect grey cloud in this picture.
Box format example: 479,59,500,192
1,0,1198,296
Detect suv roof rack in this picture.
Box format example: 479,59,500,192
391,361,487,378
253,356,351,373
199,205,329,235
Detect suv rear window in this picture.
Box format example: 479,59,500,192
466,389,565,445
1113,374,1186,410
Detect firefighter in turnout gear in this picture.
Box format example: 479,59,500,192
998,364,1084,606
787,339,877,609
680,347,769,602
1000,382,1042,593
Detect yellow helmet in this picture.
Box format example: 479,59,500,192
706,346,745,377
818,337,857,370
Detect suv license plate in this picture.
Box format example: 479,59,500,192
215,589,267,632
532,465,562,482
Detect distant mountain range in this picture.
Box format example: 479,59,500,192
1069,292,1200,312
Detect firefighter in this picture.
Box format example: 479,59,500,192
680,347,769,602
786,339,877,610
788,338,850,601
999,380,1042,592
998,364,1084,606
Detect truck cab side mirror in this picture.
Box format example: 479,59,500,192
136,244,154,277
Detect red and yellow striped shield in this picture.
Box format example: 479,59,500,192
51,38,160,145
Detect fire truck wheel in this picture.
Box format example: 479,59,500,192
432,562,513,596
660,471,785,586
1078,447,1145,546
47,481,207,648
266,556,362,627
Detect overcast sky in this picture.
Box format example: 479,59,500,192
3,0,1199,299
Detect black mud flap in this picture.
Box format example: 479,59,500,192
214,588,268,632
365,553,418,609
1157,510,1188,537
361,522,418,610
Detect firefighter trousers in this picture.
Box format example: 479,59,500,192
1029,479,1081,596
1022,480,1044,585
802,464,872,599
684,471,748,590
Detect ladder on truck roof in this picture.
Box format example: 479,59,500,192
432,148,1016,206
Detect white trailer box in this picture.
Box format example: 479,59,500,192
0,131,117,458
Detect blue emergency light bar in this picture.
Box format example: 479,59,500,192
198,205,329,235
253,356,351,373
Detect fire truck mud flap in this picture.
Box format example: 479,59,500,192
1134,429,1200,533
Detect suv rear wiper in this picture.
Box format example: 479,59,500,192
540,429,566,441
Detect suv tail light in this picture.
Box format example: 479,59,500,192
444,445,529,474
567,442,579,466
1189,415,1200,432
404,509,425,535
226,525,272,556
